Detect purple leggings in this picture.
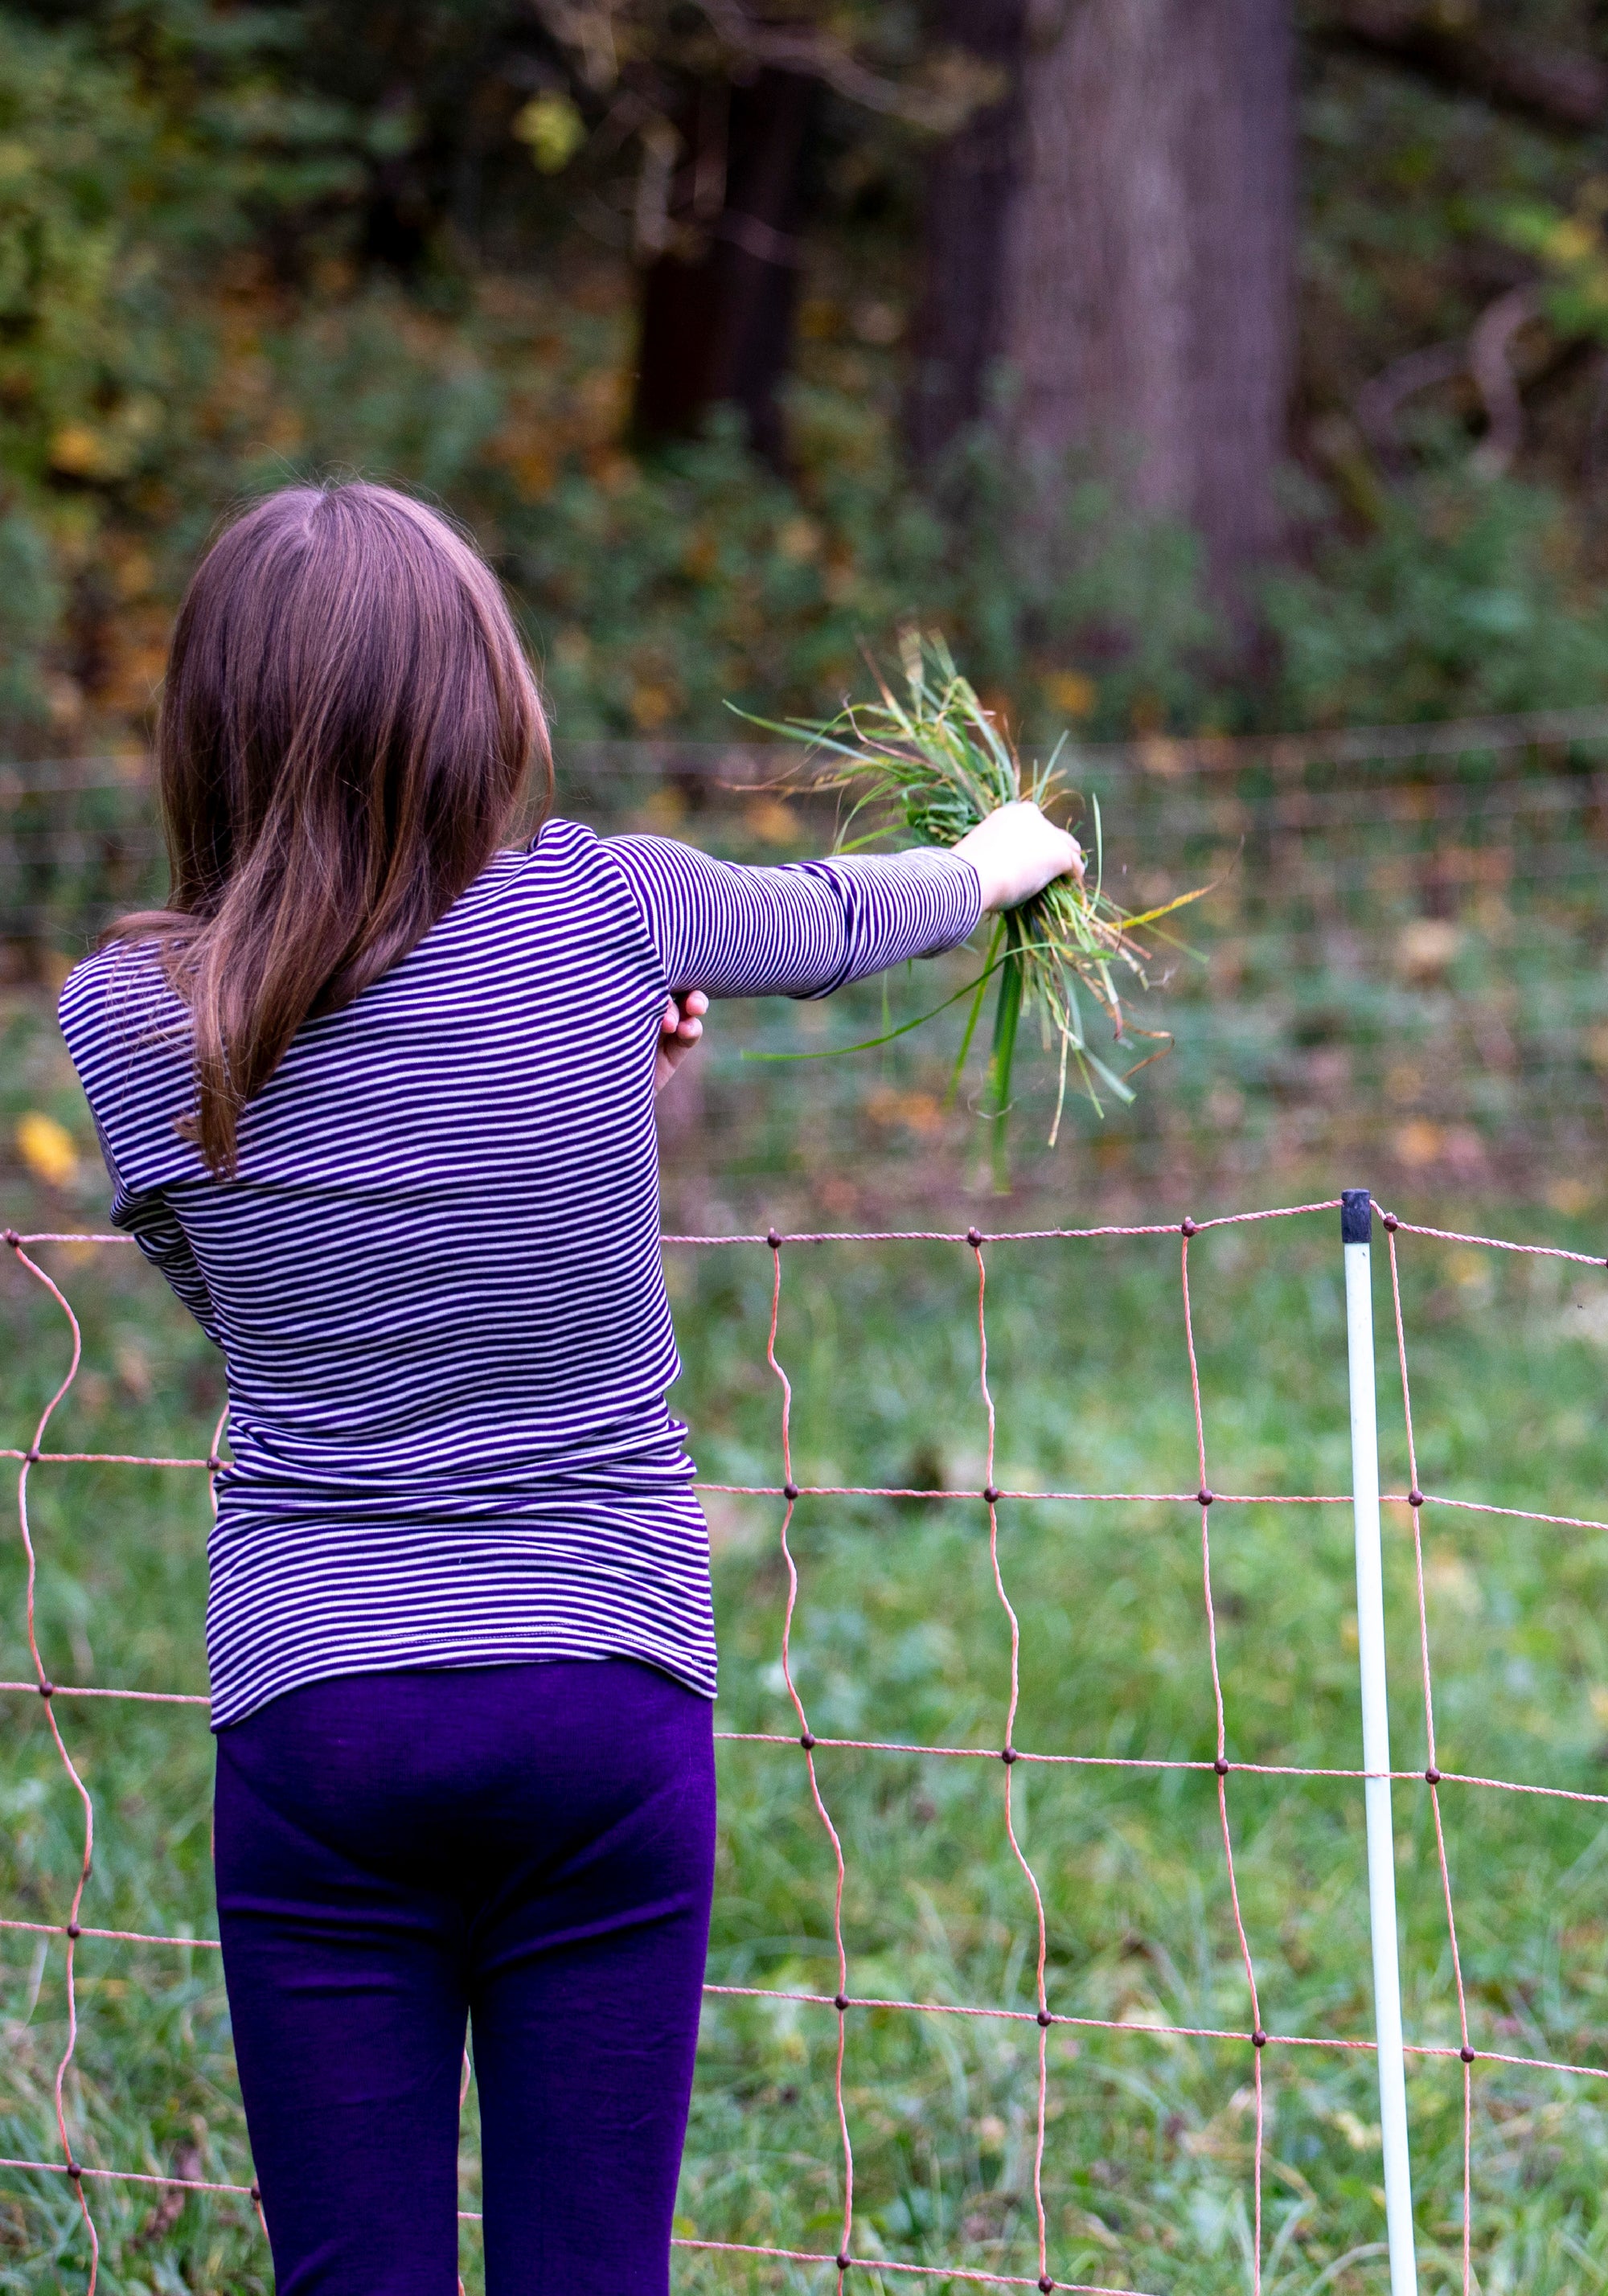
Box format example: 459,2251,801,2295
213,1658,716,2294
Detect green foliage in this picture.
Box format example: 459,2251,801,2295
0,511,59,727
99,269,1218,742
927,433,1220,731
0,9,1224,748
1491,187,1608,344
14,1,1608,757
0,17,152,450
0,0,1224,754
0,18,158,724
1265,472,1608,725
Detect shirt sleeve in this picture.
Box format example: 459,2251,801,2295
117,1191,224,1347
87,1112,224,1348
602,836,983,999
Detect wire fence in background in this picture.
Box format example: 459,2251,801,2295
4,1194,1608,2291
7,708,1608,1208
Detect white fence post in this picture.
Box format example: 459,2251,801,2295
1342,1187,1419,2296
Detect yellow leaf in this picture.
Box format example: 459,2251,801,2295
512,93,585,174
1044,669,1097,720
743,797,799,847
15,1112,80,1189
630,679,677,732
1397,1117,1443,1168
1549,218,1599,264
49,424,111,479
1547,1177,1598,1216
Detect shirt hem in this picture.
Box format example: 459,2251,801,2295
209,1634,719,1731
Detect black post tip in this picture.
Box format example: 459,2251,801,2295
1340,1189,1373,1245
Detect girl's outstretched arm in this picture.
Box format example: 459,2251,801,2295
606,806,1079,1005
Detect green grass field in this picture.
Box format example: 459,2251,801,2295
5,1162,1608,2294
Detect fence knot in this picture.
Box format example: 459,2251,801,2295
982,1483,999,1504
782,1481,799,1501
1036,2008,1052,2027
799,1731,815,1750
251,2181,262,2203
38,1679,53,1699
1039,2278,1056,2292
1252,2028,1268,2048
2,1229,18,1248
834,1992,849,2012
1460,2045,1476,2064
1382,1211,1400,1232
66,1921,80,1938
1000,1745,1018,1765
1213,1757,1229,1776
966,1226,982,1247
1197,1486,1214,1507
1408,1488,1424,1507
23,1446,41,1465
836,2252,851,2273
1180,1216,1198,1236
766,1227,781,1249
65,2160,82,2180
1425,1766,1442,1784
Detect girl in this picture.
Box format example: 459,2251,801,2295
59,480,1081,2295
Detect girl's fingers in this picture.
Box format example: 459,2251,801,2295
656,994,708,1092
662,992,708,1039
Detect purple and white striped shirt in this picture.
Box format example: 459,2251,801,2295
58,821,981,1727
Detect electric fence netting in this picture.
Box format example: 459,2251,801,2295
3,1194,1608,2294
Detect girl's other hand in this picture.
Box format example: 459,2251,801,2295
656,990,708,1091
953,801,1085,914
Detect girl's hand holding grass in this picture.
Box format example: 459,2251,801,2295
954,801,1084,913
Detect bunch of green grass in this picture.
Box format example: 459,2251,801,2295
749,632,1205,1181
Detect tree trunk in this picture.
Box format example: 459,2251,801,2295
632,68,817,468
906,0,1031,467
997,0,1295,600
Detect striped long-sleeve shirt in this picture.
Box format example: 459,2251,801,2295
58,822,982,1728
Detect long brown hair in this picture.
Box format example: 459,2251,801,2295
110,481,550,1177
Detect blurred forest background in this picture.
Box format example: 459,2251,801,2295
12,0,1608,1216
13,0,1608,745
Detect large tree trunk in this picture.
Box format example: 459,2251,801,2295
906,0,1030,467
632,68,817,468
997,0,1295,600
